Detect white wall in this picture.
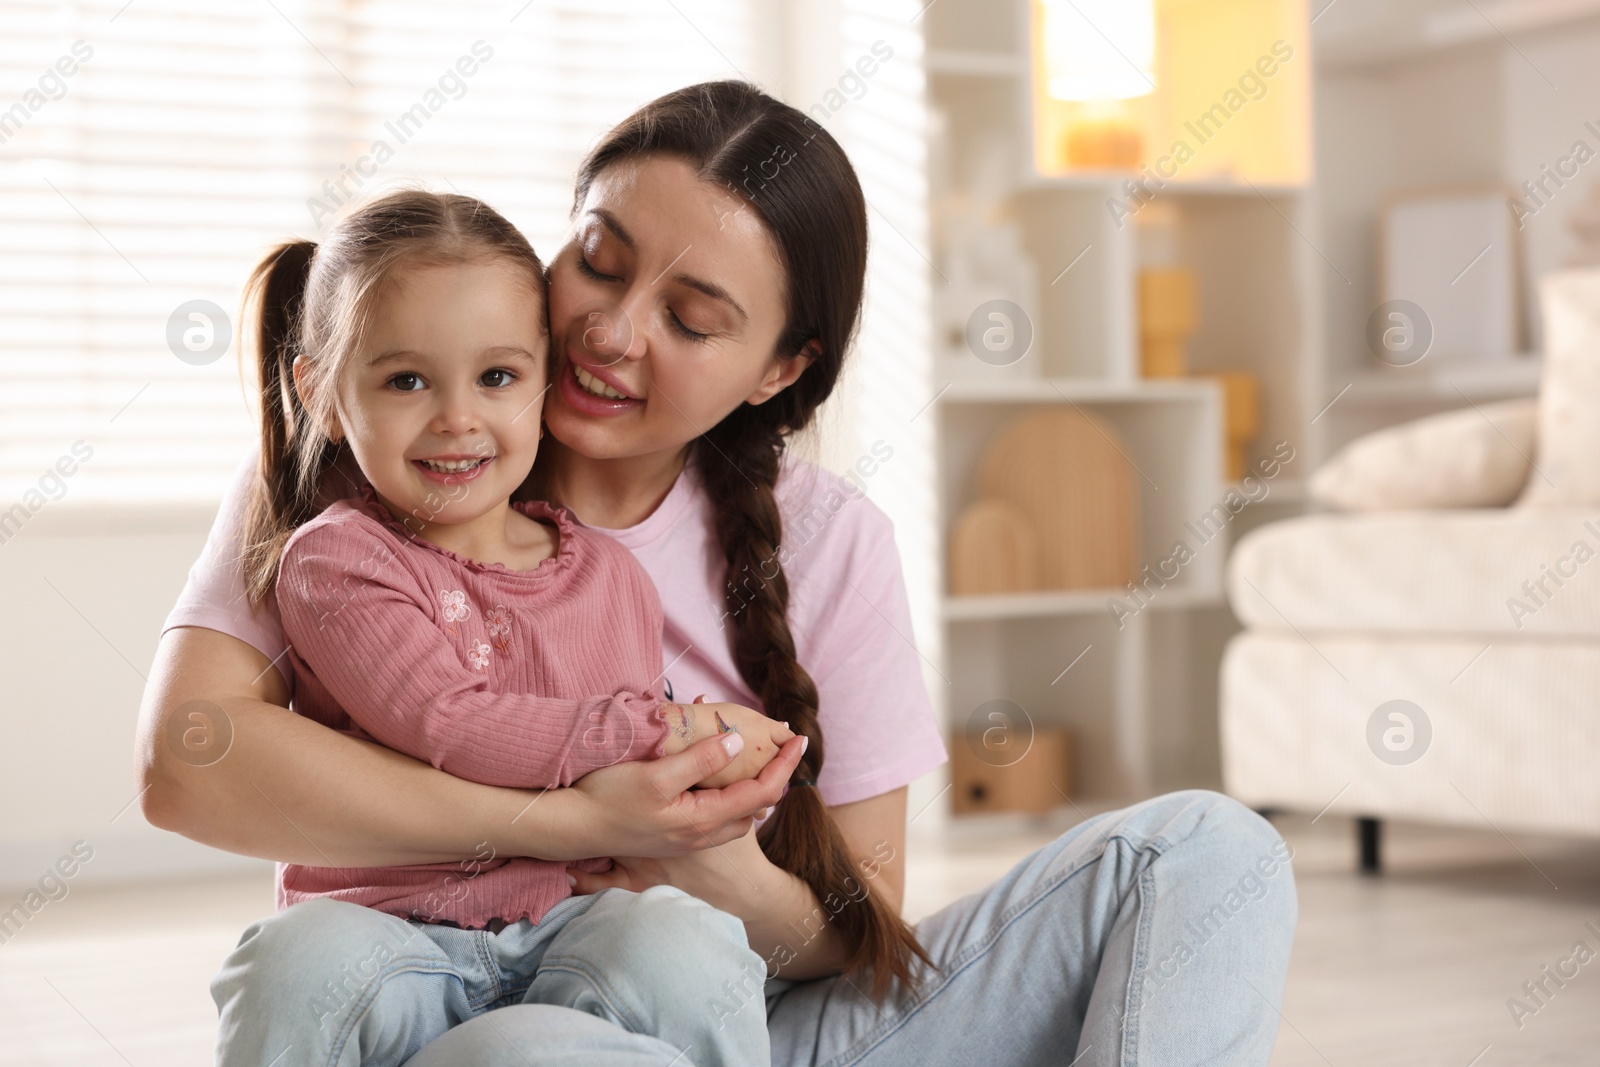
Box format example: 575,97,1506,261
0,504,272,894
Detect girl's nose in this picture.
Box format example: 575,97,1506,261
430,389,480,435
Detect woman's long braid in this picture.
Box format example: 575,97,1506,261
577,78,936,1001
697,405,934,1000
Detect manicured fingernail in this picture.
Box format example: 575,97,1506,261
800,736,809,755
721,732,744,757
566,872,576,888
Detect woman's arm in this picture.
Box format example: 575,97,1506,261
137,625,802,867
567,786,911,982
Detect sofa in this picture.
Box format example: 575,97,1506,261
1220,270,1600,869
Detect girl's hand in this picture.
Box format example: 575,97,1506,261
661,698,795,788
566,732,805,857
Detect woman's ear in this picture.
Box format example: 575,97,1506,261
291,354,344,443
746,339,820,406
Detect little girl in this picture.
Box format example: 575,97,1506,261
209,189,793,1067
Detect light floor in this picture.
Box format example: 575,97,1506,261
1,814,1595,1065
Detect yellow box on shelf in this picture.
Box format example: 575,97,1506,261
1028,0,1311,187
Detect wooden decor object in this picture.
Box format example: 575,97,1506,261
978,409,1139,590
1138,268,1198,378
1204,371,1262,481
950,726,1073,815
949,499,1039,595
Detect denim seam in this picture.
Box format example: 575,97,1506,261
821,825,1176,1067
473,930,505,1006
535,953,646,1034
1118,864,1159,1067
323,955,466,1066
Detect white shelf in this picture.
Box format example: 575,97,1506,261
939,377,1219,405
1333,357,1543,405
925,49,1025,77
1019,174,1306,197
1315,0,1600,72
943,584,1222,622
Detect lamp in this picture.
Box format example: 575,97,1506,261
1041,0,1155,170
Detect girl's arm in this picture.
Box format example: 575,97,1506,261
279,518,669,790
137,625,803,867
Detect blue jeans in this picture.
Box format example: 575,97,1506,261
219,790,1297,1066
211,883,770,1066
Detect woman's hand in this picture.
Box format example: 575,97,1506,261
565,810,774,903
661,698,795,788
567,731,806,858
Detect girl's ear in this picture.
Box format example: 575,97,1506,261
291,354,344,443
746,339,820,406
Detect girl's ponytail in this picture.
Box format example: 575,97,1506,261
241,240,328,606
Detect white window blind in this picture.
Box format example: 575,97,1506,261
0,0,759,504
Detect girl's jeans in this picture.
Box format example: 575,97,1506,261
216,789,1297,1066
211,881,769,1067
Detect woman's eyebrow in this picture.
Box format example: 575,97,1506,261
591,209,634,250
674,274,748,323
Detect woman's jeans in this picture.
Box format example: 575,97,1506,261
211,881,770,1067
216,789,1297,1066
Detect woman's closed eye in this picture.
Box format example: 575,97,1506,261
576,255,619,283
668,311,710,344
577,249,714,343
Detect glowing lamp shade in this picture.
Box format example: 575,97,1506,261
1043,0,1156,102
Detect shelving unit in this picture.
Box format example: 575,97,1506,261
1306,0,1600,456
923,0,1322,814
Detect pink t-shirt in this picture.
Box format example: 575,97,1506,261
275,484,672,926
163,451,947,809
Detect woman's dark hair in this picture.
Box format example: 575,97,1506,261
572,81,934,1001
239,190,546,604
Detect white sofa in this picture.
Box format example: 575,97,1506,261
1221,270,1600,868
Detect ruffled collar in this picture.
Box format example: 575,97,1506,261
354,481,578,577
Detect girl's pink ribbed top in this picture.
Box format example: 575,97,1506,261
274,482,671,928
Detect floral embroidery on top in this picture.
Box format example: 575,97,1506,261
467,639,492,672
486,605,513,652
439,589,470,635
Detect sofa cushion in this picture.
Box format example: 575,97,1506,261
1309,399,1537,511
1521,269,1600,507
1230,510,1600,636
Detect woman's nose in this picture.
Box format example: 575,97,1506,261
579,295,647,366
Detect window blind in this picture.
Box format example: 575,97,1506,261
0,0,757,505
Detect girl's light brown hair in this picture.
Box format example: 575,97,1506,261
239,190,546,604
566,81,936,1002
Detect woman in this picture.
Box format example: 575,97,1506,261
138,81,1295,1065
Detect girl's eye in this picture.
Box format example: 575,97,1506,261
388,372,424,392
480,368,517,388
668,310,710,344
576,255,620,282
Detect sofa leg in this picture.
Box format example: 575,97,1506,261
1358,817,1382,874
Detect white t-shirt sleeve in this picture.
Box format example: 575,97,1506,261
161,452,293,691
